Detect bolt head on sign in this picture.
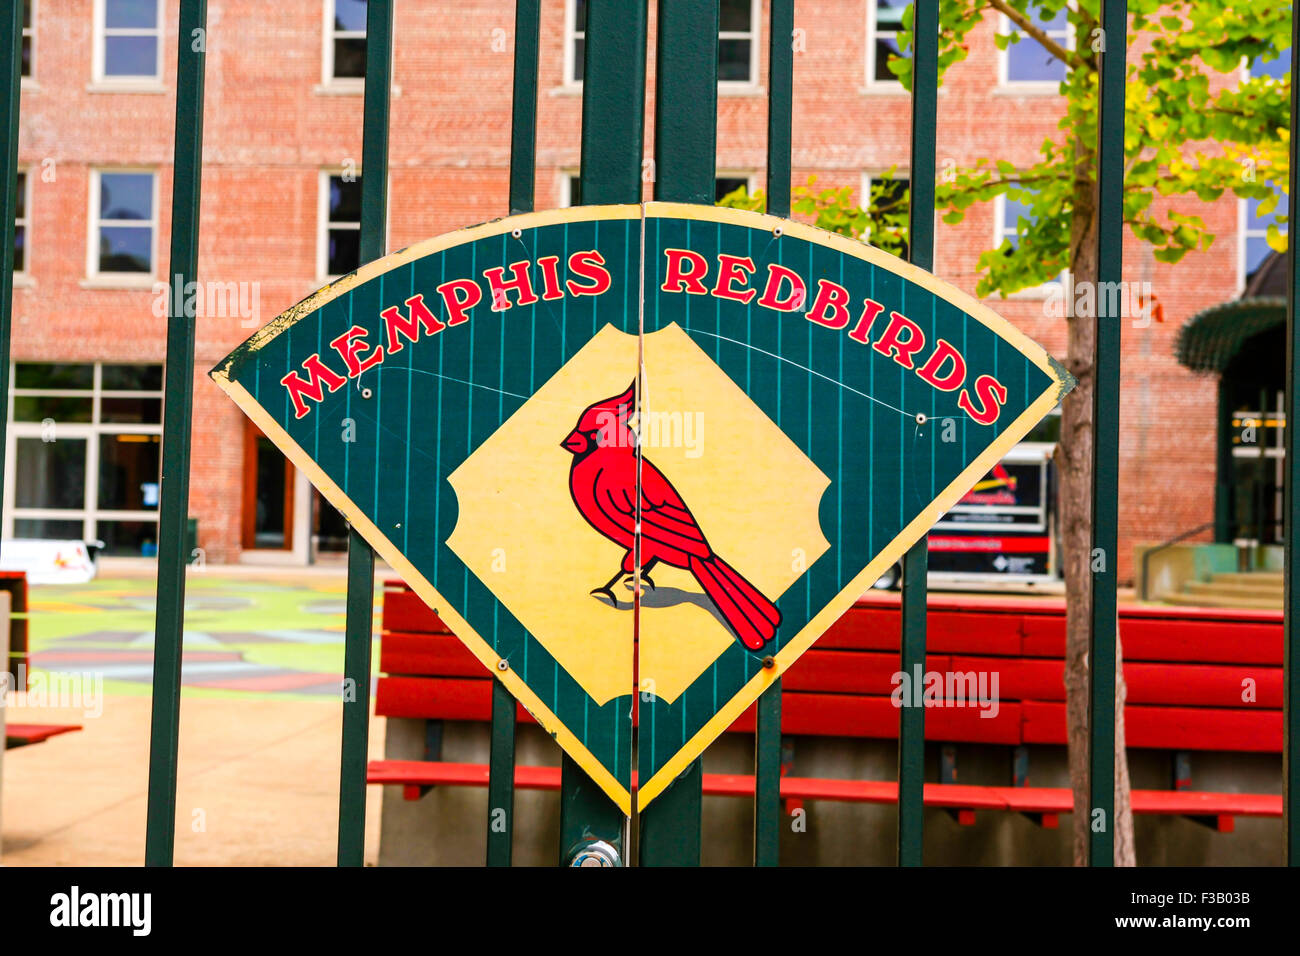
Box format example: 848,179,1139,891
211,203,1073,813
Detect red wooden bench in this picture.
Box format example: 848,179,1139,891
367,582,1284,831
2,571,84,751
4,723,83,749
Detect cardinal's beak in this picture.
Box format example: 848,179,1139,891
561,430,585,453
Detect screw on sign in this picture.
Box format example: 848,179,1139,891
569,840,621,867
211,203,1074,816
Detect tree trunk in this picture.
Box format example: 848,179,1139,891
1058,175,1136,866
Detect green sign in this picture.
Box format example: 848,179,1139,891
212,203,1073,812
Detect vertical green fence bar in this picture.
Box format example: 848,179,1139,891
507,0,539,217
636,0,719,868
559,0,647,866
1284,0,1300,869
144,0,208,867
754,0,794,869
0,0,21,533
487,0,540,867
337,0,393,868
1087,0,1126,869
897,0,937,868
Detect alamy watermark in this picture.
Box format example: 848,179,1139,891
49,887,150,936
891,665,1000,719
1043,276,1158,327
152,274,261,328
2,664,104,719
595,409,705,458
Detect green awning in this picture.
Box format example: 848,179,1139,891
1175,296,1286,374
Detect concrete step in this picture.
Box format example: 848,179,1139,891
1184,580,1283,598
1163,591,1282,610
1208,571,1284,585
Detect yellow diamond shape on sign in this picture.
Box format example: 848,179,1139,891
447,322,830,708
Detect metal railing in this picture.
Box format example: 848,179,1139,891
1138,522,1219,603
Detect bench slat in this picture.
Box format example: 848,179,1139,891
380,632,489,678
950,655,1284,708
380,632,957,696
1021,701,1282,752
366,759,1283,819
376,676,1022,745
1020,616,1280,665
382,590,452,635
5,723,82,748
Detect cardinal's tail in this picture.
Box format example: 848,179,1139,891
688,553,781,651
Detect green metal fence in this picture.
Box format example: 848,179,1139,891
0,0,1296,868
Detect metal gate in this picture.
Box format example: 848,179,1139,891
0,0,1296,868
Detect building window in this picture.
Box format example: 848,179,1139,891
865,0,906,87
1245,46,1290,81
566,0,586,85
999,2,1070,87
714,174,754,202
863,173,910,259
21,0,33,78
717,0,759,85
14,170,28,275
94,0,163,84
6,362,164,556
995,193,1063,293
320,171,362,278
566,0,758,87
562,173,581,207
325,0,368,83
88,170,156,278
1241,188,1288,290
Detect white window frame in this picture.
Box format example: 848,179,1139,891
1238,192,1287,293
318,168,363,281
1241,47,1291,83
997,4,1072,92
14,167,30,277
993,193,1065,298
560,170,580,208
714,171,757,201
864,0,906,91
86,168,158,284
717,0,761,91
21,0,35,83
4,362,164,546
322,0,366,88
563,0,585,89
563,0,760,91
92,0,164,87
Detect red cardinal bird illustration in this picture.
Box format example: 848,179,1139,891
561,382,781,651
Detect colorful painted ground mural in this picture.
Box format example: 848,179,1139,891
22,573,378,700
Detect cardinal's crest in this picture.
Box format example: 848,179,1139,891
212,203,1072,813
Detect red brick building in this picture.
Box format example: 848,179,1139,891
7,0,1283,581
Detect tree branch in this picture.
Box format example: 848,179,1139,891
984,0,1090,72
936,172,1068,202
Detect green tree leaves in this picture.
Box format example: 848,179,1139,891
724,1,1292,297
